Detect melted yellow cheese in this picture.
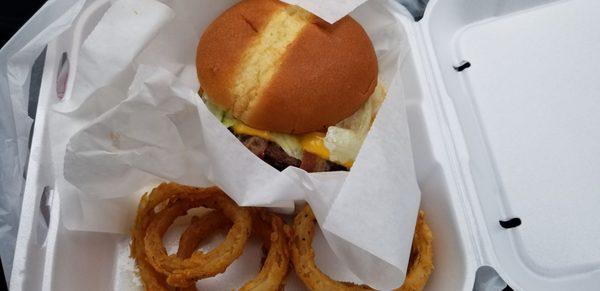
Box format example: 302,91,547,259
298,132,328,160
232,123,352,168
233,123,271,140
299,133,354,168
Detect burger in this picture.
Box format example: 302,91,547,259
196,0,386,172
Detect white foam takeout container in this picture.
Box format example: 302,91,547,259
10,0,600,290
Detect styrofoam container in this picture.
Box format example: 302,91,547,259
10,0,600,290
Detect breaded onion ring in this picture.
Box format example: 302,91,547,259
130,182,252,289
143,186,252,287
289,205,433,291
174,212,230,291
174,208,290,291
131,185,173,291
239,209,289,291
176,211,231,259
398,211,434,291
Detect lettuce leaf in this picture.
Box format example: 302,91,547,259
324,83,386,164
270,133,303,160
204,99,238,128
205,100,225,122
221,112,238,128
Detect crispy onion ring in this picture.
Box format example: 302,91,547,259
239,209,290,291
174,208,290,291
174,211,230,291
143,187,252,287
289,205,434,291
131,185,173,291
131,182,289,290
131,182,252,289
398,211,434,291
176,211,231,259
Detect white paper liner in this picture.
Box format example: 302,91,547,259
281,0,368,23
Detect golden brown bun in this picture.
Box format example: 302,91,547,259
196,0,378,134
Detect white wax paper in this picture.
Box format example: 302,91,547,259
281,0,368,23
55,0,418,289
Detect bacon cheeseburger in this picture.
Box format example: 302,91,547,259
196,0,385,172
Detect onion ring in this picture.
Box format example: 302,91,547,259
174,208,290,291
176,211,231,259
174,211,231,291
289,205,434,291
239,209,289,291
131,187,171,291
130,182,252,288
398,210,434,291
143,186,252,287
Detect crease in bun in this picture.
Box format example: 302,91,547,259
231,6,313,118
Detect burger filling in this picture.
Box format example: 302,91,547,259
204,83,386,172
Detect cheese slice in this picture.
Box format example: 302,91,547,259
233,123,271,140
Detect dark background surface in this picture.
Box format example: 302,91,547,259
0,258,5,291
0,0,47,47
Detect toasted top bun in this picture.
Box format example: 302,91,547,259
196,0,378,134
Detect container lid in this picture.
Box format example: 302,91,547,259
421,0,600,289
